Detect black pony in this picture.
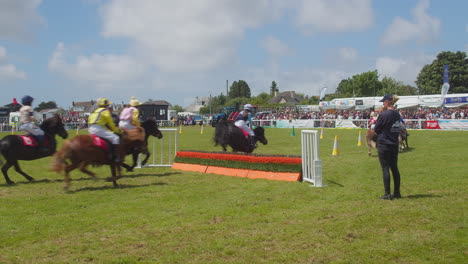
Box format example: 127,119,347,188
121,119,163,172
214,120,268,153
0,114,68,184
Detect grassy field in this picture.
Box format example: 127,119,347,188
0,126,466,263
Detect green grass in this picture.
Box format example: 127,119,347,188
0,127,466,263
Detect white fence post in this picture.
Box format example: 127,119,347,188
301,130,323,187
137,128,178,168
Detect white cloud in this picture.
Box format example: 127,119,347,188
0,46,27,80
48,42,146,90
0,0,44,40
381,0,440,45
245,65,350,97
260,36,292,57
376,54,433,85
100,0,284,73
0,46,6,61
295,0,373,33
338,47,358,61
0,64,27,80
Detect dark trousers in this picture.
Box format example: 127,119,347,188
377,144,401,195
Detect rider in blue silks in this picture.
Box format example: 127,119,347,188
234,104,255,149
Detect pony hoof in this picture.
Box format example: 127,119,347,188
7,180,15,185
27,177,35,182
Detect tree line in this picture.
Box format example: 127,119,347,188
197,51,467,114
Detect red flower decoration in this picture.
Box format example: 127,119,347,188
176,151,302,164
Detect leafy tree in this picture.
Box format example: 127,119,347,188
228,80,251,99
200,94,228,114
298,95,319,105
380,77,417,96
170,105,185,113
270,81,279,96
416,51,468,94
34,101,58,112
250,92,271,105
336,70,381,97
225,97,250,110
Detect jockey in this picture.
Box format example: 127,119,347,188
368,111,378,129
235,103,255,148
119,96,142,130
88,98,124,162
18,95,47,151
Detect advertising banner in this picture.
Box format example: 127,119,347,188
426,120,441,129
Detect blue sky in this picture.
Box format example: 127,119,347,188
0,0,467,108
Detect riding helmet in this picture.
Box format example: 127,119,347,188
129,96,142,107
244,104,253,111
21,95,34,105
97,97,112,107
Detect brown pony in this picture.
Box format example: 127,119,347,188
366,129,378,156
51,129,144,190
366,128,408,156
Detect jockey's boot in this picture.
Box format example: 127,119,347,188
249,136,257,149
112,144,124,163
36,135,49,152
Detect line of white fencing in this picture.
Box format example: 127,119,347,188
137,128,178,168
301,130,323,187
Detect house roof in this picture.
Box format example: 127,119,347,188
72,101,95,107
39,108,59,113
268,91,302,104
70,100,96,112
142,100,172,106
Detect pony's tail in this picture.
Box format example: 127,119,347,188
51,140,71,173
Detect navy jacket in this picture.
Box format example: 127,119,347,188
374,109,401,146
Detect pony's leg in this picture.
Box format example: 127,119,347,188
141,152,150,167
2,161,15,184
108,164,119,187
64,162,79,191
13,161,34,182
78,162,96,179
121,162,132,172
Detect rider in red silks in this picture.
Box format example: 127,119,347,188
18,95,48,151
234,104,255,148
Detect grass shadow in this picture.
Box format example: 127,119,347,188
326,180,344,187
121,172,182,179
400,147,415,154
68,182,168,193
0,178,73,186
404,194,441,199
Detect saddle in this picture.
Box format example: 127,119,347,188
19,135,49,148
90,135,110,152
123,127,145,142
19,135,38,147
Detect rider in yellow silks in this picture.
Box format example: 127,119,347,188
88,98,124,162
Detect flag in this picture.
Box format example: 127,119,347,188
13,98,18,105
319,87,327,101
440,65,450,104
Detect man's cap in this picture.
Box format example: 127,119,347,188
379,94,393,102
